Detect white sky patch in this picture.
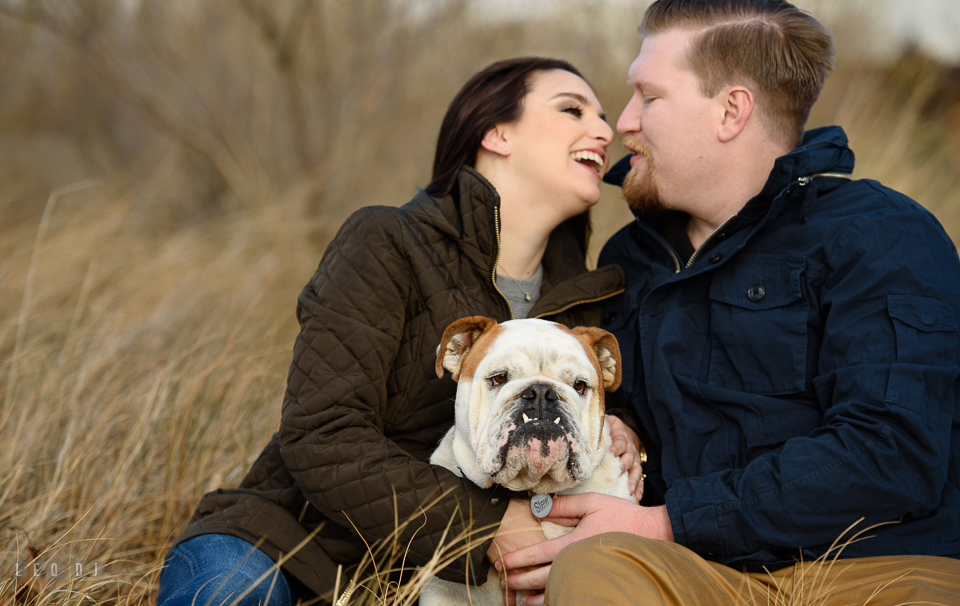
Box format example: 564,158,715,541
399,0,960,65
797,0,960,63
106,0,960,65
886,0,960,63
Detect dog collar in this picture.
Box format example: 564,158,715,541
455,466,557,516
529,492,557,518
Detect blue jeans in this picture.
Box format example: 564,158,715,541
157,534,293,606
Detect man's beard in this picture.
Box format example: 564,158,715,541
621,139,665,214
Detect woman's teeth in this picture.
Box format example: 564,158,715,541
570,150,604,173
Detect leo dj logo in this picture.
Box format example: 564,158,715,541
13,561,103,578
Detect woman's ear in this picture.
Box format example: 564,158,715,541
480,124,511,156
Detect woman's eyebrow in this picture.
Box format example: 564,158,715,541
551,92,607,121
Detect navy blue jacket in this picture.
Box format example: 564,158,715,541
599,126,960,571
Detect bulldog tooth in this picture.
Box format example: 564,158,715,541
523,413,530,423
554,417,561,425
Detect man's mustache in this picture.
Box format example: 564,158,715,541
621,135,653,163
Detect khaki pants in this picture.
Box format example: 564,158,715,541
545,532,960,605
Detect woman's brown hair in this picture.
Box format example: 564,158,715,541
425,57,583,197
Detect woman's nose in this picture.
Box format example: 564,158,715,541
593,117,614,146
597,120,613,145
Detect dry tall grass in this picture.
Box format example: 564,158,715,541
0,1,957,604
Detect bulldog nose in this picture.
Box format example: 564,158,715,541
519,384,560,420
521,384,559,403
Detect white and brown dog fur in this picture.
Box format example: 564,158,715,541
420,316,637,606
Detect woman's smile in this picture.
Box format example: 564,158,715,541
570,148,607,177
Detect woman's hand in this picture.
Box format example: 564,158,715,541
606,414,645,501
487,498,547,605
495,495,674,605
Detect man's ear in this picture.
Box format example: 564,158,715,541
436,316,499,381
480,124,511,156
571,326,622,391
717,85,755,143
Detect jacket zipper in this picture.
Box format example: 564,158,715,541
495,207,623,319
798,172,853,187
685,212,739,268
534,288,626,319
491,207,515,320
335,579,357,606
648,229,682,274
646,172,853,274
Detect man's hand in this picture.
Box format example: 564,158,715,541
487,498,547,605
494,494,673,604
607,414,645,500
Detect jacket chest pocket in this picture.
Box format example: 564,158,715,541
707,254,808,394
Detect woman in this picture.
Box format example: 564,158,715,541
158,57,643,606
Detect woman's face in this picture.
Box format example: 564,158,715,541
500,69,614,216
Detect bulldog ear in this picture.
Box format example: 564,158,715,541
436,316,499,381
571,326,622,392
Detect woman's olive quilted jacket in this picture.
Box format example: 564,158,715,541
174,168,625,601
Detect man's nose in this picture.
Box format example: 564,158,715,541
617,95,641,135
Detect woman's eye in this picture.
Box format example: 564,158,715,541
491,373,508,387
562,106,583,118
573,380,587,394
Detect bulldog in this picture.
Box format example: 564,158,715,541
420,316,638,606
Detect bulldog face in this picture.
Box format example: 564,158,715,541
436,317,621,494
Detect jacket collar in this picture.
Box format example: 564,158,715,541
406,167,624,318
404,167,502,274
735,125,855,225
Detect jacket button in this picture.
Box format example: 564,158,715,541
747,284,766,301
708,252,723,263
602,312,618,324
489,497,501,507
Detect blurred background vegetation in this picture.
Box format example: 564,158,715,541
0,0,957,603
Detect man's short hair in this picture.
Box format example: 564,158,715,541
642,0,835,147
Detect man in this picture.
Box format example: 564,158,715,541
495,0,960,603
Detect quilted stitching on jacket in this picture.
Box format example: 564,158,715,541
175,168,625,599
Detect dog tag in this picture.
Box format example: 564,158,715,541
530,493,553,518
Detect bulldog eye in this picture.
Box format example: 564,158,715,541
490,372,508,387
573,380,587,394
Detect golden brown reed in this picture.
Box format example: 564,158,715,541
0,1,957,603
